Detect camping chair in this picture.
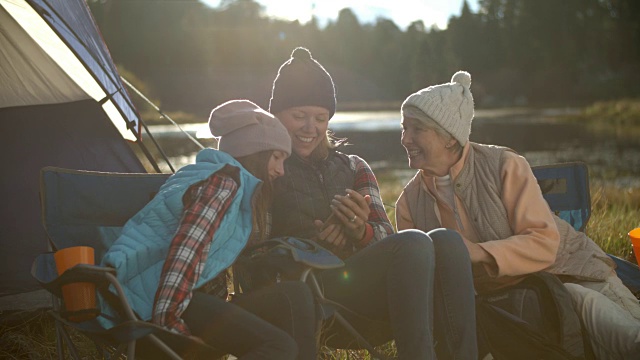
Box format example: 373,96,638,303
239,236,393,360
531,162,640,299
33,166,222,360
34,166,387,359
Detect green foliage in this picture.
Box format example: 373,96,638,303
583,99,640,127
562,98,640,138
117,64,163,121
86,0,640,114
586,184,640,262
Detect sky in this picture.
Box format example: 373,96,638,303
202,0,480,30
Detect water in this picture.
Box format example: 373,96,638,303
145,108,640,187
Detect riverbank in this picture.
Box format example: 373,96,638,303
558,98,640,138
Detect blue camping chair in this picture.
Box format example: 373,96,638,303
33,166,222,360
34,166,386,360
531,162,640,299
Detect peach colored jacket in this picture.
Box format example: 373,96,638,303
397,142,615,292
396,142,561,292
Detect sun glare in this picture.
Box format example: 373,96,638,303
265,1,314,23
202,0,479,30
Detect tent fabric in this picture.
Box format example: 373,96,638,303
0,0,153,306
0,4,89,107
0,100,146,297
0,0,141,140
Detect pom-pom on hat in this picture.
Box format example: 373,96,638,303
402,71,475,145
209,100,291,158
269,47,337,119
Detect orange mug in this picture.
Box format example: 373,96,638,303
629,228,640,266
54,246,97,322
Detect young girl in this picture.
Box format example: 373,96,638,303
102,100,316,359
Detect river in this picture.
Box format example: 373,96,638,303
143,108,640,188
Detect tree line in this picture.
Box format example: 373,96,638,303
88,0,640,117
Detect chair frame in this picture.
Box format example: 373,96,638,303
532,161,640,299
35,166,219,360
32,258,183,359
301,268,392,360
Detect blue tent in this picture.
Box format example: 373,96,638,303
0,0,157,309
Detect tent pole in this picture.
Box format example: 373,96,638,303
120,76,205,150
135,138,164,174
137,118,175,173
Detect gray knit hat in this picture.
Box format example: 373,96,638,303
269,47,336,119
209,100,291,158
401,71,474,145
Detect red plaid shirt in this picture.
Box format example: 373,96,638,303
152,172,238,335
350,155,394,246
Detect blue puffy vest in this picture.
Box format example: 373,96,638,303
100,149,260,322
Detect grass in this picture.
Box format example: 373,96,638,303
560,98,640,138
585,183,640,261
0,311,57,359
0,310,101,359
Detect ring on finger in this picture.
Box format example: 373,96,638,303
350,215,358,223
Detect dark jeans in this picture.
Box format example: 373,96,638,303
429,228,478,360
182,281,316,360
318,228,477,360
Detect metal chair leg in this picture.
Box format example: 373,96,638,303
301,268,391,360
52,294,82,360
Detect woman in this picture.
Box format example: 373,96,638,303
268,47,478,359
101,100,316,359
396,71,640,359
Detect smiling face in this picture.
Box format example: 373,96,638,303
267,150,288,181
275,106,330,160
401,117,460,177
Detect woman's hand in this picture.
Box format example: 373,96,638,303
462,237,495,266
330,189,371,241
313,220,348,252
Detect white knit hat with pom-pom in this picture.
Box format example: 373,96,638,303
401,71,475,145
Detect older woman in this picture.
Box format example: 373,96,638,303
267,47,478,360
396,71,640,359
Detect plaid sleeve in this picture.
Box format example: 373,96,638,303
152,173,238,335
349,155,394,246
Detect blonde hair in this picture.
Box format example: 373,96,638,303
309,130,348,162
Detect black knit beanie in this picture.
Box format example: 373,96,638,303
269,47,336,119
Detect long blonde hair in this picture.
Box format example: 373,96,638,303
235,150,275,241
309,130,348,162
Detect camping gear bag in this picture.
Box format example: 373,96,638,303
233,237,344,293
476,272,594,360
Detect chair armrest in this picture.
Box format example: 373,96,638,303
31,252,116,298
32,252,143,323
